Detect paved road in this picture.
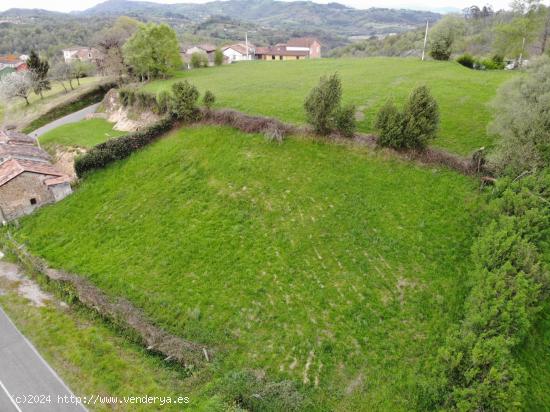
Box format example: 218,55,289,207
30,103,100,139
0,306,87,411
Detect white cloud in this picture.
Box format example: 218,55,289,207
0,0,532,13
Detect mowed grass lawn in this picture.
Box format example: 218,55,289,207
39,118,126,148
15,126,480,410
144,57,514,155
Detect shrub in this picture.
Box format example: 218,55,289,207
191,52,208,69
157,90,171,114
489,57,550,176
334,104,356,137
169,81,200,122
304,73,342,135
457,54,475,68
430,32,453,61
75,117,174,177
214,49,224,66
203,90,216,109
375,100,405,148
402,86,439,150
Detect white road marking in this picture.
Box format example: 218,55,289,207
0,380,22,412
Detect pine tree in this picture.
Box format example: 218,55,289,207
402,86,439,149
27,50,51,99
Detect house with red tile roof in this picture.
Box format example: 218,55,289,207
255,37,321,61
0,129,72,223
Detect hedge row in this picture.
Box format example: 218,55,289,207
74,117,175,177
420,172,550,410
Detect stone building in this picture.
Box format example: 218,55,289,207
0,129,72,224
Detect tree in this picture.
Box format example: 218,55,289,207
402,86,440,149
489,56,550,175
95,16,141,83
123,23,181,81
0,72,32,105
429,15,465,61
49,59,73,92
375,100,405,148
70,60,94,86
203,90,216,109
334,104,357,137
214,48,224,66
27,50,50,99
169,81,200,121
191,52,208,68
304,73,342,135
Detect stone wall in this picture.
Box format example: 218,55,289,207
0,173,55,221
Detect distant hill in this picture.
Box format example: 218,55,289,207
0,0,441,54
77,0,440,37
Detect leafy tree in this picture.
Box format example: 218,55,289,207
0,72,32,105
49,59,73,92
70,60,94,86
430,31,453,60
402,86,439,149
123,23,181,81
169,81,200,121
304,73,342,135
27,50,51,99
489,56,550,175
191,52,208,68
214,48,224,66
203,90,216,109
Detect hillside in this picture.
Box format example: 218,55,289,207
0,0,440,54
144,58,515,155
13,125,479,410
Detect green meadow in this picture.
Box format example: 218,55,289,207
143,57,514,155
39,118,125,148
14,125,481,410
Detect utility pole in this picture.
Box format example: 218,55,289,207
246,32,249,61
422,20,429,61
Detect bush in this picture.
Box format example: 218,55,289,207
157,90,171,114
203,90,216,109
304,73,342,135
75,117,174,177
457,54,475,68
430,32,453,61
214,49,224,66
169,81,200,121
489,57,550,176
402,86,439,150
334,104,356,137
191,52,208,69
375,100,405,148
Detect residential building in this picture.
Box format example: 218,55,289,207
0,55,28,72
181,44,226,67
62,47,102,64
223,43,256,62
255,37,322,61
0,129,72,224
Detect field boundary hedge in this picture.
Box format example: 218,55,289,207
0,232,212,369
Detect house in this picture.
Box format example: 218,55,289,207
0,129,72,224
255,37,322,61
62,47,102,64
181,44,225,67
0,55,28,72
223,43,256,62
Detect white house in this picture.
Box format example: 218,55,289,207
223,43,256,62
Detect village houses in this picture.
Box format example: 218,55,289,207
0,129,72,224
62,46,102,64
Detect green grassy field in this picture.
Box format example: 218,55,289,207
143,58,514,155
14,125,481,410
39,119,126,148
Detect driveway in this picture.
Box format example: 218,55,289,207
30,104,100,139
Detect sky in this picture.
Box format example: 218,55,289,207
0,0,519,13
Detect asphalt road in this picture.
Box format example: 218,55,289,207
0,306,87,411
30,103,100,139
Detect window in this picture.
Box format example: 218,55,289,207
296,56,299,60
272,55,275,60
279,56,283,60
30,198,37,205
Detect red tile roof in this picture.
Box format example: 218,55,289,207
287,37,320,47
0,158,68,187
